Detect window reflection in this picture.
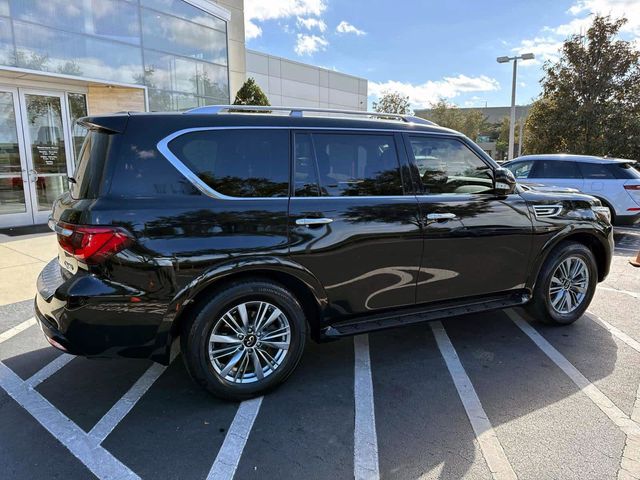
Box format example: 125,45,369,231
10,0,140,45
141,0,226,31
13,21,143,83
141,9,227,65
1,0,230,108
67,93,88,163
409,137,493,195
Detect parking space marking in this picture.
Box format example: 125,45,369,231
507,309,640,479
430,321,517,480
599,286,640,300
353,334,379,480
25,353,75,388
88,362,168,444
0,360,140,480
207,396,263,480
0,317,36,343
588,312,640,354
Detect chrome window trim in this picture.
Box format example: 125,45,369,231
156,126,458,201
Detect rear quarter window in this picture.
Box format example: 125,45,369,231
579,162,615,179
610,162,640,179
71,130,110,199
168,129,290,198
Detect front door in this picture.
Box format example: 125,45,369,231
288,131,423,322
19,89,74,225
404,134,534,304
0,87,78,228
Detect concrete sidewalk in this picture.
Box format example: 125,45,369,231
0,233,56,306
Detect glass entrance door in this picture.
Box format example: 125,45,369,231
0,87,32,228
19,89,74,225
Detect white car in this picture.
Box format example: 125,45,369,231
504,154,640,225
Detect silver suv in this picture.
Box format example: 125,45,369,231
504,154,640,225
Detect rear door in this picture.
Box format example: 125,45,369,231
404,134,534,304
288,130,422,320
529,159,585,191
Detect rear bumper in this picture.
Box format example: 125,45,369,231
35,259,169,362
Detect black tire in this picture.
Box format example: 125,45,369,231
527,241,598,325
181,279,307,401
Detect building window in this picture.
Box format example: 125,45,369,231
0,0,230,109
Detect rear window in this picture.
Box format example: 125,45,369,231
71,130,110,199
610,162,640,179
168,129,290,198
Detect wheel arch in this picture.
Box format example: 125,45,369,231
527,227,612,293
150,257,328,364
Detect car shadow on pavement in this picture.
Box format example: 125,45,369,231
0,308,623,480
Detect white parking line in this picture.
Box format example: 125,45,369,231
0,360,140,480
353,334,379,480
0,317,36,343
506,309,640,479
207,396,263,480
588,312,640,354
26,353,75,388
430,321,517,480
88,362,167,444
599,286,640,300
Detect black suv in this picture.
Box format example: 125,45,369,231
37,106,613,400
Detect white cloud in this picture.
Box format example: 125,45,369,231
295,34,329,55
513,0,640,67
244,0,327,39
336,20,366,36
297,16,327,32
369,75,501,109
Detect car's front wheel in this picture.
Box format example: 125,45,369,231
527,241,598,325
181,279,307,400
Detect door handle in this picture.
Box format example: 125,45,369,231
426,213,457,221
295,217,333,226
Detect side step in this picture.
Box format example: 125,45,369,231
321,291,530,338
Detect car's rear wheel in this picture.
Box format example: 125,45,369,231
527,242,597,325
181,279,307,400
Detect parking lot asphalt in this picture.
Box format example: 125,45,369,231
0,229,639,480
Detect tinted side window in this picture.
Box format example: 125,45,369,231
531,160,581,179
311,133,403,196
293,133,320,196
408,136,493,194
579,162,615,179
508,160,534,179
169,129,290,198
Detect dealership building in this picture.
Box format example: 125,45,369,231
0,0,368,227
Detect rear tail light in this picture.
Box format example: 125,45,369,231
52,221,133,264
624,184,640,191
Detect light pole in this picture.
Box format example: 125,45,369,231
497,53,534,160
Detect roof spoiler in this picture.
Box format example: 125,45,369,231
77,113,130,134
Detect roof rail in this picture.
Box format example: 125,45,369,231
184,105,436,125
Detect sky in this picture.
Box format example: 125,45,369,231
244,0,640,110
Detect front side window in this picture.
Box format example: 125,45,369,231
508,160,534,179
168,129,289,198
408,136,493,194
531,160,582,179
302,133,403,197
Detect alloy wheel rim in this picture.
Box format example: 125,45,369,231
548,256,589,314
208,301,291,384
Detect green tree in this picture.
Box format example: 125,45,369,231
372,91,412,114
233,77,270,106
524,15,640,157
420,99,488,140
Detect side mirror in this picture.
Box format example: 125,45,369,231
494,168,517,196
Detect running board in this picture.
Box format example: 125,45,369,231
321,291,530,338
